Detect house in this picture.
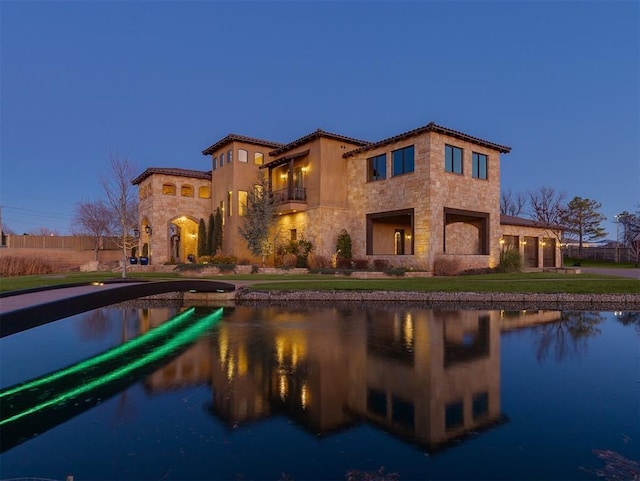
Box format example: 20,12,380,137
132,121,563,271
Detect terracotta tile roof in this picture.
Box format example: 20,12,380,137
500,214,563,230
269,128,369,156
131,167,212,185
342,122,511,158
201,134,284,156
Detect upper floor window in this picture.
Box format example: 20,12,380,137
392,145,414,176
445,144,463,174
227,149,233,163
198,186,211,199
238,149,248,163
367,153,387,181
213,157,218,170
255,152,264,165
472,152,488,179
181,184,194,197
162,183,176,195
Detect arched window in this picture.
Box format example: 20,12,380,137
181,184,194,197
238,149,248,163
162,183,176,195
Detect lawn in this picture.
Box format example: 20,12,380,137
0,270,638,295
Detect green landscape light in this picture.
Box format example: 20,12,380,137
0,307,223,427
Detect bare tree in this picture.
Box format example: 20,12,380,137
620,208,640,266
73,200,115,260
500,189,527,216
28,227,60,236
528,186,567,226
100,153,139,278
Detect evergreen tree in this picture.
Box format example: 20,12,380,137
197,218,207,257
213,207,223,254
207,213,215,255
561,196,606,257
238,172,275,264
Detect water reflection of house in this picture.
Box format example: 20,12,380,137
139,307,562,451
204,307,508,452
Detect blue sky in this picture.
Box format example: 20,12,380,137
1,1,638,238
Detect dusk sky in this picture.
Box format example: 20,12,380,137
1,1,638,238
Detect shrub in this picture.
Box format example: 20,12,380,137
496,248,522,273
384,268,407,277
251,264,260,274
337,258,352,269
352,259,369,270
308,253,330,269
336,229,352,261
281,253,297,268
0,256,57,277
372,259,390,271
210,254,238,266
432,256,461,276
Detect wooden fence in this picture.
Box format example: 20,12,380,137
4,235,121,250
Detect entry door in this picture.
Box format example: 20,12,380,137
543,238,556,267
524,236,539,268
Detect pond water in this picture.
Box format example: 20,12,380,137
1,303,638,481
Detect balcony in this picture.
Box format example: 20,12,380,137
273,187,307,214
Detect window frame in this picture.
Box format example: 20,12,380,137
367,153,387,181
472,152,488,180
391,145,415,177
445,144,463,174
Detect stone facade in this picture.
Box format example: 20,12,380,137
133,122,562,270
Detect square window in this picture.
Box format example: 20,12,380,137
367,153,387,181
391,145,414,176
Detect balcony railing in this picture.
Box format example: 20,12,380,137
273,187,306,205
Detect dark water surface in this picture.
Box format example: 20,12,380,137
1,304,638,481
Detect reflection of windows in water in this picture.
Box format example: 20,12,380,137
366,311,415,365
392,396,415,430
473,392,489,420
367,387,387,418
444,315,490,367
445,400,464,431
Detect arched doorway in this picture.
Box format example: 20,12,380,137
169,216,198,263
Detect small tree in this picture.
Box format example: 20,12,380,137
335,229,352,268
197,218,207,257
561,196,607,257
213,208,223,254
73,199,114,260
207,213,215,255
100,152,138,278
238,172,276,265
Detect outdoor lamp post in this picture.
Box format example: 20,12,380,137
615,214,620,263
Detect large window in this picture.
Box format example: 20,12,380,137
238,190,248,216
238,149,248,163
392,145,414,176
367,153,387,181
255,152,264,165
472,152,488,179
445,144,463,174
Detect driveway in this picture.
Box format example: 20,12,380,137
579,267,640,279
